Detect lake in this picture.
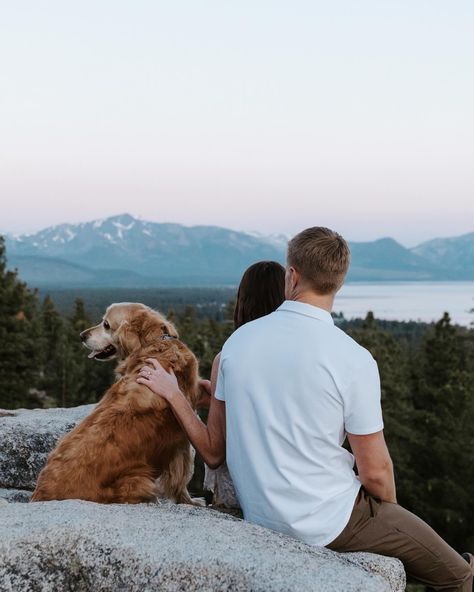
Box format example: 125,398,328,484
334,282,474,327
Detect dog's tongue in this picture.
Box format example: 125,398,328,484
88,350,99,359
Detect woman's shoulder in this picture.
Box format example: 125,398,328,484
210,351,222,385
213,352,222,366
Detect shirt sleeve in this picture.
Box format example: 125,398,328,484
214,357,225,401
342,354,384,435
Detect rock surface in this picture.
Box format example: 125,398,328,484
0,404,94,490
0,405,406,590
0,500,405,592
0,487,32,503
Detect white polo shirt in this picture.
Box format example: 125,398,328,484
215,300,384,547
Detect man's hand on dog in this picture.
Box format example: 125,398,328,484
137,358,181,401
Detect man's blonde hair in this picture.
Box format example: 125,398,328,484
287,227,351,294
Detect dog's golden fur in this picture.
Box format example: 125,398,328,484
31,303,200,504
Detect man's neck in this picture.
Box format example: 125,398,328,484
290,291,335,313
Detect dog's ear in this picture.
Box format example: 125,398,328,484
115,310,180,353
132,309,177,344
115,319,141,356
162,319,179,339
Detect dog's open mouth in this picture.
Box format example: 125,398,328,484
87,344,117,360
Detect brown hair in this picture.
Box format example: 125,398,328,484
234,261,286,329
287,227,350,294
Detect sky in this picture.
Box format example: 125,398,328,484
0,1,473,247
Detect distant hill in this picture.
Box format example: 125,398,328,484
5,255,159,288
3,214,473,287
347,237,458,281
411,232,474,275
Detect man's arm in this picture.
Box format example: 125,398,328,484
137,354,226,469
347,430,397,503
342,354,395,501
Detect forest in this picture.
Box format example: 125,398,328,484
1,235,473,557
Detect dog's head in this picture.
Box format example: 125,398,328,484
80,303,178,362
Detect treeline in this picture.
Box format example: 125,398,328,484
0,237,234,409
41,287,236,321
1,236,473,554
345,312,473,554
0,242,114,409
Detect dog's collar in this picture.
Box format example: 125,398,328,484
159,334,177,340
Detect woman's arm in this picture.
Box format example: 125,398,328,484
196,378,212,409
137,354,226,469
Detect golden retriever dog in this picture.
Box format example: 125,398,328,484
31,303,200,504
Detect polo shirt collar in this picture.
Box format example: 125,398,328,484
276,300,334,325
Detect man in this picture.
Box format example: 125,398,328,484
138,227,473,591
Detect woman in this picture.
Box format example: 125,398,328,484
137,260,286,507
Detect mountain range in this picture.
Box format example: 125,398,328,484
3,214,473,288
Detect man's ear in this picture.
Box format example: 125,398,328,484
289,266,300,290
285,266,302,299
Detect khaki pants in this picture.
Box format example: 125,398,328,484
327,487,473,591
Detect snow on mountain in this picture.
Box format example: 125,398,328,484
4,214,287,283
3,215,473,286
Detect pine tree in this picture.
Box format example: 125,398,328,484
412,313,474,551
0,236,42,408
175,305,234,379
38,295,65,406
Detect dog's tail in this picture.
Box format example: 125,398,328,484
157,444,195,504
103,469,158,504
